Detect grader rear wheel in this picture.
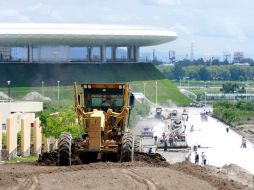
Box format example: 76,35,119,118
58,132,72,166
134,136,141,153
121,133,133,162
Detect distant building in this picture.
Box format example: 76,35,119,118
233,52,244,62
233,62,250,66
0,47,11,60
169,50,176,63
0,23,177,64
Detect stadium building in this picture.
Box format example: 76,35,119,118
0,23,177,86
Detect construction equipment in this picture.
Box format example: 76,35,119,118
168,109,178,120
134,127,156,153
200,110,208,121
155,107,162,119
58,83,135,166
157,119,188,149
182,109,189,121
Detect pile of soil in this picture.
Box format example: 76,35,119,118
235,124,254,143
0,155,252,190
171,161,250,190
209,164,254,189
0,91,11,100
134,152,170,167
35,151,252,190
37,151,169,167
37,151,58,165
23,91,51,101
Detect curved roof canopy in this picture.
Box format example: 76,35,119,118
0,23,177,46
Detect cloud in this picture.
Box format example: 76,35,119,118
0,9,31,22
171,24,192,35
141,0,181,6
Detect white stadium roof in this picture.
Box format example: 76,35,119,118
0,23,177,46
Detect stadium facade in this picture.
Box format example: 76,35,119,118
0,23,177,63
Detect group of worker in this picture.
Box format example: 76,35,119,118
160,132,179,151
185,151,207,166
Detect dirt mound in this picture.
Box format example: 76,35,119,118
37,151,58,165
235,124,254,143
134,152,170,167
171,161,250,190
37,151,169,167
23,91,51,101
0,91,11,100
215,164,254,188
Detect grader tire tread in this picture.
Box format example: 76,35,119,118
134,136,141,153
121,133,133,162
58,132,72,166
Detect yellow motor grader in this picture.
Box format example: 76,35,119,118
58,83,135,166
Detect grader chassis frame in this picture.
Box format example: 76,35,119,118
58,83,135,166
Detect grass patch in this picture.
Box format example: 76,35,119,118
131,79,190,105
4,156,38,163
1,79,190,106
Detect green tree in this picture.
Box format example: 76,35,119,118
42,109,82,139
220,82,239,93
172,63,185,80
198,67,210,81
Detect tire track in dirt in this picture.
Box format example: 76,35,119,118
14,175,40,190
121,169,158,190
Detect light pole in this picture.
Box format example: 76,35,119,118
205,81,207,106
186,77,190,89
7,80,11,101
143,82,146,103
155,81,158,106
57,80,60,100
205,91,207,107
41,81,44,97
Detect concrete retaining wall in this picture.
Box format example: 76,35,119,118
33,117,42,156
0,113,42,160
0,112,2,160
21,114,31,156
6,113,18,159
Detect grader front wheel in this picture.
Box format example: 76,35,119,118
58,132,72,166
121,133,134,162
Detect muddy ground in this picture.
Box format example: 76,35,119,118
235,124,254,143
0,153,253,190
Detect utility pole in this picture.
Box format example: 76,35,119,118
153,48,156,61
143,82,146,103
41,81,44,97
57,80,60,100
190,42,194,61
205,92,207,107
7,80,11,102
155,81,158,106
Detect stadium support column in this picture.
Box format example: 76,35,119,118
111,47,117,62
128,46,135,62
101,46,106,63
88,47,92,62
87,47,93,62
134,46,140,62
28,45,33,63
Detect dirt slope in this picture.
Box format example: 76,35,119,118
0,159,251,190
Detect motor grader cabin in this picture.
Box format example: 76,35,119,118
58,83,135,166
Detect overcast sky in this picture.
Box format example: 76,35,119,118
0,0,253,60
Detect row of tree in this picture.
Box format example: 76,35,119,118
213,100,254,126
220,83,246,93
176,58,254,66
159,65,254,81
